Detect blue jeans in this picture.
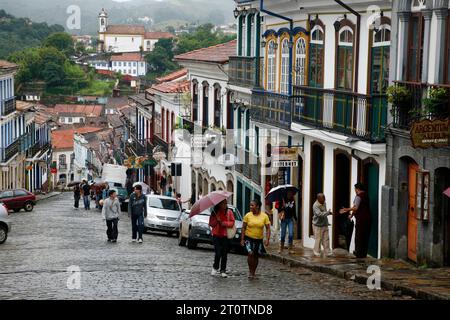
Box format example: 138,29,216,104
280,218,294,245
83,195,90,210
131,214,144,240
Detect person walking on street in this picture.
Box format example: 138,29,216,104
209,199,235,278
277,190,297,254
312,193,333,257
339,183,372,258
102,190,121,243
241,199,271,279
81,180,91,210
128,184,147,243
73,183,81,209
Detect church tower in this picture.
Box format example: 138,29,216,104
98,8,108,33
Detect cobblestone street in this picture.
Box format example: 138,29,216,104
0,193,414,300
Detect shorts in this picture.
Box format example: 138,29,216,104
244,236,266,256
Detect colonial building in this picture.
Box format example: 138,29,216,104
0,61,27,191
111,53,147,77
174,41,237,205
53,104,105,126
382,0,450,266
146,69,190,199
231,0,393,258
51,127,103,186
97,8,174,53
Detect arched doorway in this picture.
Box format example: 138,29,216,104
361,158,380,258
203,178,209,195
407,159,419,262
197,173,202,197
210,184,216,192
227,180,234,206
435,167,450,266
333,150,351,250
309,142,324,236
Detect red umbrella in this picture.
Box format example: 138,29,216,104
189,191,233,218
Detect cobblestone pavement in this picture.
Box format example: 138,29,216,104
0,193,414,300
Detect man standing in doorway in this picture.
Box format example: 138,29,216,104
340,183,371,258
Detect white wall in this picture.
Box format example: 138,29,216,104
104,35,144,53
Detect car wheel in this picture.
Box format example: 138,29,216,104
178,230,187,246
0,225,7,244
24,202,34,212
186,236,197,249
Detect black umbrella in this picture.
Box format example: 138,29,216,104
265,184,299,203
67,181,81,187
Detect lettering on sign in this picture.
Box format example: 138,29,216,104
273,160,298,168
410,118,450,149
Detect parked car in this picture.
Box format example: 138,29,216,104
0,189,36,212
0,202,11,244
179,206,243,252
109,187,129,211
144,195,182,237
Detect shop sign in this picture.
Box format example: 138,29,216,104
273,160,298,168
272,147,299,161
410,118,449,149
51,167,57,174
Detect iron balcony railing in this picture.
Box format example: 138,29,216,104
251,90,292,131
0,139,20,163
391,81,450,130
59,163,67,170
234,146,261,186
2,97,16,117
228,56,261,88
292,85,388,143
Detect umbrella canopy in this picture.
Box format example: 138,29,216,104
189,191,233,218
443,187,450,198
265,184,299,203
133,181,151,194
67,181,81,187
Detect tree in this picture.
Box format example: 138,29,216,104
145,38,178,76
43,32,75,57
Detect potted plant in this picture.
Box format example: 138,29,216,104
423,86,449,117
387,84,413,118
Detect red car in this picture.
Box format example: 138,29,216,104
0,189,36,212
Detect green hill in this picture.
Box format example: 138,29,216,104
0,10,64,59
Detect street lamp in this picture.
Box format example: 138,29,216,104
233,8,239,19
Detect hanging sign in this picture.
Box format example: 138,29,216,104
410,118,450,149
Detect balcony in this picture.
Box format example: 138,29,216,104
235,147,261,185
181,117,208,135
2,97,16,117
251,90,292,131
59,163,67,170
0,139,20,163
228,56,261,88
391,81,450,130
153,135,169,155
292,86,388,143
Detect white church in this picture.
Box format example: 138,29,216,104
97,8,174,53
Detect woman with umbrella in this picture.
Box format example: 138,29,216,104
189,191,235,278
240,199,271,279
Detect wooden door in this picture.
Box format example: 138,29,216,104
408,163,419,262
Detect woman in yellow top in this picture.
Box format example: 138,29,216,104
240,199,271,279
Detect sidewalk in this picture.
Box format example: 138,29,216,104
35,191,62,201
265,240,450,300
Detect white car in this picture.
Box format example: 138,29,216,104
178,206,243,252
0,202,11,244
144,195,182,237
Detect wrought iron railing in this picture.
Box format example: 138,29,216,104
229,56,260,88
292,85,387,143
0,139,20,163
391,81,450,130
251,90,292,131
2,97,16,117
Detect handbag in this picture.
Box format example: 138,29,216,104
225,209,236,239
227,224,237,239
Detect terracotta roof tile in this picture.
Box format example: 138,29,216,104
155,69,187,83
174,40,237,64
53,104,104,117
150,80,190,94
104,25,146,35
51,127,103,150
111,53,145,62
0,60,18,70
145,31,175,39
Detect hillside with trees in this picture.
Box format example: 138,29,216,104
0,10,64,59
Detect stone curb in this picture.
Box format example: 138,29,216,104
264,252,449,300
36,192,63,202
